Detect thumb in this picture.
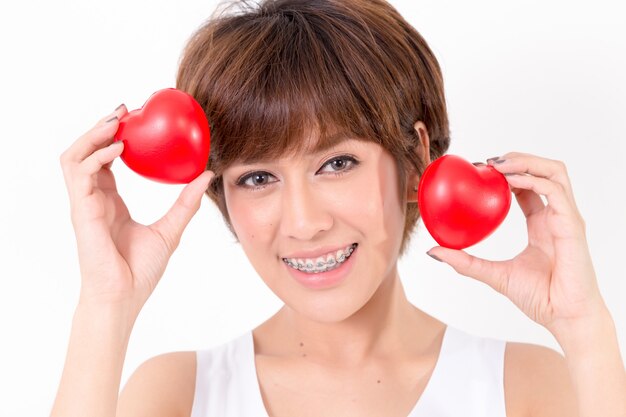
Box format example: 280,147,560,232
427,247,511,296
150,170,215,252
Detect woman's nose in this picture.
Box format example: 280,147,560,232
279,182,333,240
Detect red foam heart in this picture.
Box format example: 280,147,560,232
417,154,512,249
114,88,211,184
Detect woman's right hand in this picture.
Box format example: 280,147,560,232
59,104,215,315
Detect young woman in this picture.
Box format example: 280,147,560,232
51,0,626,416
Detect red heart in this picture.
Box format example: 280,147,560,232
114,88,211,184
417,155,512,249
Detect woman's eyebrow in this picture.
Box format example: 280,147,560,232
236,134,358,167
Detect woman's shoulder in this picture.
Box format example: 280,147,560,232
116,332,250,417
503,341,577,417
117,351,197,417
446,326,578,416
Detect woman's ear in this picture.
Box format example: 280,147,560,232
406,121,431,203
414,121,431,166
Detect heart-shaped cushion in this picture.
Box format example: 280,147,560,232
418,154,511,249
114,88,211,184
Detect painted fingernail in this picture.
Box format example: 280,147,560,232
105,116,118,123
472,162,486,166
427,251,442,262
487,156,500,162
504,173,519,176
115,103,126,110
494,159,507,164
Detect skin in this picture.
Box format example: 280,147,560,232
52,105,625,417
220,124,424,358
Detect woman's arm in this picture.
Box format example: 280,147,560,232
51,303,197,417
515,305,626,417
51,105,214,417
50,303,135,417
554,305,626,416
426,152,626,416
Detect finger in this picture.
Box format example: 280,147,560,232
427,247,511,296
103,159,114,170
510,183,545,218
61,104,127,164
488,152,575,200
149,170,215,252
74,141,125,199
503,173,575,217
96,103,127,125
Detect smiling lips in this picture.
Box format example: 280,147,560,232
283,243,358,274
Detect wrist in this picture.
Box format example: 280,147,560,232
74,298,139,335
550,302,616,355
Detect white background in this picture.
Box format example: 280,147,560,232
1,0,624,415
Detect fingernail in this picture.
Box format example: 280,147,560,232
486,156,500,162
427,251,442,262
494,159,507,164
105,116,118,123
115,103,126,111
472,162,486,166
504,172,519,176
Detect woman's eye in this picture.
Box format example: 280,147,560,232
236,155,359,191
318,155,359,174
239,172,276,188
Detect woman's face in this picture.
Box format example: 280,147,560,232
222,133,414,323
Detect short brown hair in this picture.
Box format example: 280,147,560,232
176,0,450,257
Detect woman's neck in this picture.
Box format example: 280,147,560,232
254,267,443,367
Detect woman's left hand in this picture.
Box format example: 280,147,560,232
426,151,607,338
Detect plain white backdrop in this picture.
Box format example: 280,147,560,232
0,0,624,415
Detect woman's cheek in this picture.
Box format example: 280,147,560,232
238,195,281,242
330,174,385,226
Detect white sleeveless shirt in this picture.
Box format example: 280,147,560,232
191,325,507,416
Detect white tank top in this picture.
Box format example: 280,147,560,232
191,325,507,416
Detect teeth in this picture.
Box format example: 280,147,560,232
283,243,357,273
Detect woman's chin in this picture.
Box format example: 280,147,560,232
282,289,378,324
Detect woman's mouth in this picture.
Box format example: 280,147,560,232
282,243,359,290
282,243,357,274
